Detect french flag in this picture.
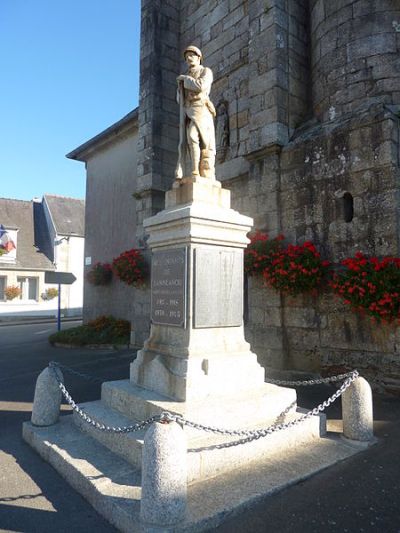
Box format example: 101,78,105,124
0,225,16,251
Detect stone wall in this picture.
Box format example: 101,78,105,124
136,0,181,238
310,0,400,122
135,0,400,392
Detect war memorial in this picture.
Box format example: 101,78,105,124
65,0,400,395
22,22,380,529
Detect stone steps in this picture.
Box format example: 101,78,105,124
73,395,326,484
101,379,298,428
23,416,370,533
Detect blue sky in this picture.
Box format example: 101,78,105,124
0,0,140,201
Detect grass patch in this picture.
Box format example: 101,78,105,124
49,315,130,347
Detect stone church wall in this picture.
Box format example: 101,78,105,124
134,0,400,392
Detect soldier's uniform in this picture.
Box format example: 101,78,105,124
177,46,216,178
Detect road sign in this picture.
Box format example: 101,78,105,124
45,271,76,285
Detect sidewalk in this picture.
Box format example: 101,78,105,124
0,316,82,327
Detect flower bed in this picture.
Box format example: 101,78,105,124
49,315,130,346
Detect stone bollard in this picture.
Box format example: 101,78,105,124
342,376,373,441
31,366,64,426
140,420,187,528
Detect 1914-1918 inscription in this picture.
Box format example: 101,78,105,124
151,248,187,327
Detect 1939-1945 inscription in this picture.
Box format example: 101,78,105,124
151,248,187,327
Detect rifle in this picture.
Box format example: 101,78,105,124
175,81,185,180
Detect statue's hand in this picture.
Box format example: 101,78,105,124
176,75,186,83
175,165,183,180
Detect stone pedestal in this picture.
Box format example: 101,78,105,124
130,177,265,401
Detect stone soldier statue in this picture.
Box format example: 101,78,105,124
175,45,216,180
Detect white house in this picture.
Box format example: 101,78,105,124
0,195,85,319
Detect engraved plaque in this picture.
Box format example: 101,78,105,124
151,248,187,327
194,248,243,328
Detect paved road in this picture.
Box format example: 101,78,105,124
1,322,400,532
0,321,132,532
214,384,400,533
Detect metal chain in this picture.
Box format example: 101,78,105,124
49,362,359,444
171,371,358,439
49,361,104,384
265,371,356,387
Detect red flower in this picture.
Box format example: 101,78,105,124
86,262,112,286
112,248,147,287
331,252,400,323
245,233,331,296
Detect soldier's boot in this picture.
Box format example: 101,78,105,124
199,149,215,179
189,144,201,176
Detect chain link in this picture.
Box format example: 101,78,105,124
48,362,359,445
172,371,358,440
265,371,356,387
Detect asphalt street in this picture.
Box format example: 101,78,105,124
0,322,399,532
0,320,131,533
213,386,400,533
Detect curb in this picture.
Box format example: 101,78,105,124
0,317,82,327
52,342,130,350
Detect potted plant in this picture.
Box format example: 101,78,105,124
5,285,21,300
112,248,147,287
331,252,400,323
86,262,113,286
245,232,330,296
42,287,59,300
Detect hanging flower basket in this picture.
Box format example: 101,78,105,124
42,287,59,300
5,285,21,300
112,248,147,287
245,232,330,296
331,252,400,323
244,232,285,276
86,262,113,286
263,240,331,296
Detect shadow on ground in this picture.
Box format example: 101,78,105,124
0,342,134,532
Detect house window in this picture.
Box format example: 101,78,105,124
0,277,6,300
17,277,38,301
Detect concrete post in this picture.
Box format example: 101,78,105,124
140,421,187,527
342,376,373,441
31,366,63,426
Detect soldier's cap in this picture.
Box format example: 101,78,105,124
184,45,202,62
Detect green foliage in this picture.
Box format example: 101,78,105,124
86,262,112,286
331,252,400,323
49,315,130,346
244,231,284,275
245,232,331,296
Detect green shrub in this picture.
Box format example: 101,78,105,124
49,315,130,346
